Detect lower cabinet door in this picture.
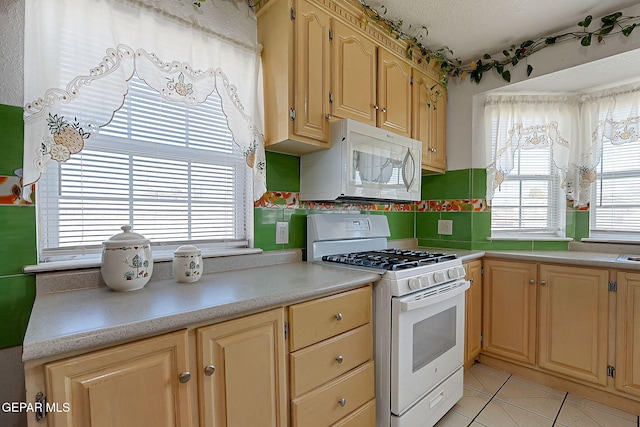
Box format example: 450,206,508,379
616,271,640,398
44,330,192,427
197,308,287,427
538,264,609,385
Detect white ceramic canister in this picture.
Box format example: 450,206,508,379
101,225,153,291
173,245,203,283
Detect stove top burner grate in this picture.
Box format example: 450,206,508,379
321,249,457,271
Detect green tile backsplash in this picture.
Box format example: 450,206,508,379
0,103,37,348
0,104,24,175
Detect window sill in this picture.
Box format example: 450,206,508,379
24,247,263,273
581,238,640,245
487,237,573,242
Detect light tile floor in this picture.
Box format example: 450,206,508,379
436,363,640,427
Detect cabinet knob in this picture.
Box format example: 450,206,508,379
381,107,387,113
540,280,547,286
338,398,347,407
430,147,437,152
204,365,215,376
178,371,191,383
469,278,474,283
529,279,535,285
374,105,379,110
326,114,332,120
335,312,343,321
336,355,344,364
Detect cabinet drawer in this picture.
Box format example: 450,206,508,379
289,286,371,351
291,361,374,427
330,399,376,427
290,323,372,398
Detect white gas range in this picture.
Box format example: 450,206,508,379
307,213,469,427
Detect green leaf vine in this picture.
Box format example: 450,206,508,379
354,2,639,88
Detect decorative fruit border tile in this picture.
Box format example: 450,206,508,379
254,192,490,213
0,170,33,205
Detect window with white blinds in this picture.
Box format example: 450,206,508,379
38,76,249,260
591,109,640,239
491,141,564,237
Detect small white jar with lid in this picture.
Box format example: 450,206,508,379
101,225,153,292
173,245,203,283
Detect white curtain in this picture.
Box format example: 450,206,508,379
485,84,640,208
485,95,580,204
23,0,266,201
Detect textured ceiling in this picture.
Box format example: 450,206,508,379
363,0,640,63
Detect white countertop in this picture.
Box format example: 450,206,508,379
24,246,640,363
23,261,380,362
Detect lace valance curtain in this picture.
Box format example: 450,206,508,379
485,84,640,208
23,0,266,201
484,95,579,204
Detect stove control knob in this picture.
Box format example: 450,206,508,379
409,277,422,290
457,266,467,278
447,268,460,279
419,275,432,288
434,271,446,284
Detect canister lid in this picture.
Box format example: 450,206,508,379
174,244,201,256
103,225,150,247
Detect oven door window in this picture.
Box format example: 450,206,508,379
412,306,456,372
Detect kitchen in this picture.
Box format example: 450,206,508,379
2,0,640,426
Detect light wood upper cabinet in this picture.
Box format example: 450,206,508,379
197,308,287,427
482,259,538,365
258,0,331,154
377,48,412,137
412,68,447,172
331,19,376,126
44,330,193,427
538,264,609,385
464,260,482,368
616,271,640,398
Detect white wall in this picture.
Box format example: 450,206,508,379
0,0,24,107
446,3,640,171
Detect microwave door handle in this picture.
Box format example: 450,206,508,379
401,148,416,191
398,281,470,312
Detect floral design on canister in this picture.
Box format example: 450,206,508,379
173,245,203,283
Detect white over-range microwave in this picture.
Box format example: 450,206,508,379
300,119,422,203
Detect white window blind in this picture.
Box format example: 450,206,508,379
591,104,640,239
491,132,564,237
38,76,249,259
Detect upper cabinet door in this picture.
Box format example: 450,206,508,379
412,68,447,172
331,19,376,126
294,0,331,143
377,48,412,137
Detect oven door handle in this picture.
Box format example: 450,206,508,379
398,281,470,312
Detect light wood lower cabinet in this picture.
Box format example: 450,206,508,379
538,264,609,385
464,260,482,368
288,285,375,427
482,259,538,365
42,330,193,427
197,309,287,427
616,271,640,398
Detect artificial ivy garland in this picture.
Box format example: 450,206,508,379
194,0,638,90
356,2,639,87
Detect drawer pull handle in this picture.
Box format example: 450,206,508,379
338,398,347,407
204,365,215,376
336,355,344,364
178,371,191,383
335,313,343,321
